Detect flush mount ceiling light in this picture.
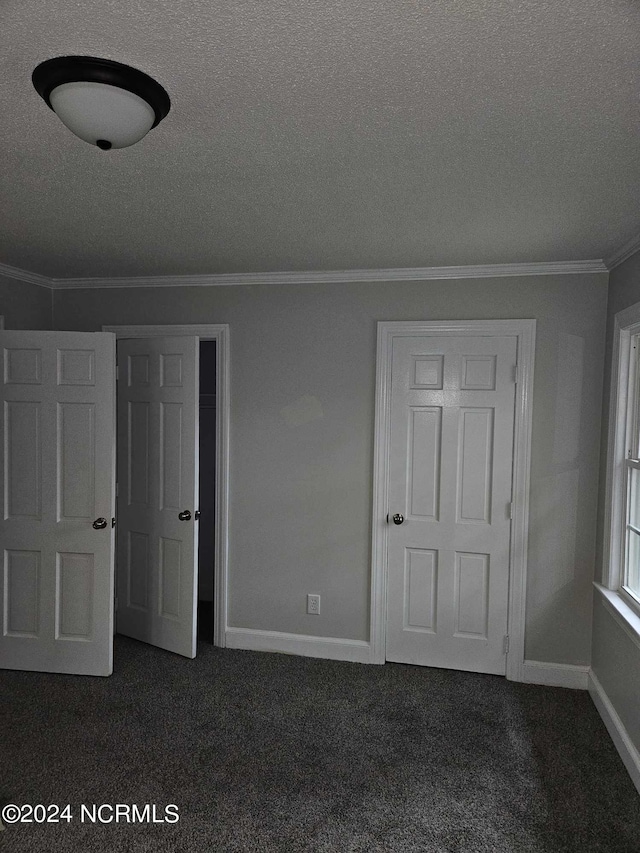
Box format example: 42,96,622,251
32,56,171,150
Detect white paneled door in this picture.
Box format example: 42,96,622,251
0,331,116,676
386,335,517,674
116,337,199,659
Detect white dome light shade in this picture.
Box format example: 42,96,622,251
49,81,156,149
32,56,171,151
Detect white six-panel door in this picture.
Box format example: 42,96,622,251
0,331,116,676
386,335,517,674
116,337,199,658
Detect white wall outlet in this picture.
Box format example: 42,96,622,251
307,594,321,615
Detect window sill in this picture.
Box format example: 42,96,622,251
594,583,640,653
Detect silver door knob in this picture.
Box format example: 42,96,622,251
93,517,108,529
178,510,192,521
392,513,404,525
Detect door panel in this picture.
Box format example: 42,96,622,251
386,335,517,674
116,336,199,658
454,551,489,637
457,408,493,523
6,549,40,636
56,551,95,639
404,548,437,632
6,400,41,517
0,331,116,676
408,408,441,519
59,402,96,518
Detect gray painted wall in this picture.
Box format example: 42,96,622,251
593,250,640,754
53,272,608,664
0,274,52,329
592,598,640,750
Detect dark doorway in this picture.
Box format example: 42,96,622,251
197,340,216,643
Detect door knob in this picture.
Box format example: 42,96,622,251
93,517,108,529
178,510,192,521
392,513,404,525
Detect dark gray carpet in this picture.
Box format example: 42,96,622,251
1,637,639,852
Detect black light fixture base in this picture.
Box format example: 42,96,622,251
32,56,171,128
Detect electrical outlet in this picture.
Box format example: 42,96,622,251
307,594,321,615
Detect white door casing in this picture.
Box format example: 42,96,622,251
116,336,199,658
386,334,517,674
371,321,536,678
0,331,116,676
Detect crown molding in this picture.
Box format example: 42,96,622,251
49,259,608,290
604,233,640,271
0,262,54,289
0,258,608,291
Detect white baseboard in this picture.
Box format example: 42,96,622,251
224,627,372,664
521,659,590,689
589,670,640,795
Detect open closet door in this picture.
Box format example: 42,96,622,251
116,336,199,658
0,331,116,676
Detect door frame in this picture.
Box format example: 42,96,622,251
103,323,230,648
370,320,536,680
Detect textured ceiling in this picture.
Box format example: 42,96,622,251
1,0,639,279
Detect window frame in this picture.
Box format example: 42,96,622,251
622,338,640,611
602,301,640,625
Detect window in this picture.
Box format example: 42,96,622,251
623,335,640,606
603,301,640,628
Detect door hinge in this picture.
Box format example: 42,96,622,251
115,363,119,381
513,363,518,384
507,502,513,520
503,635,510,655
